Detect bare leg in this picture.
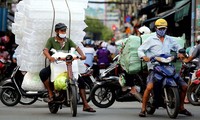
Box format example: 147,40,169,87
130,87,142,102
180,85,187,110
141,83,153,112
79,88,96,112
43,80,53,98
79,89,90,108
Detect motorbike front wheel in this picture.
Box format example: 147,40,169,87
0,88,21,106
90,85,115,108
69,84,77,117
146,93,156,115
48,102,59,114
187,83,200,106
165,87,180,119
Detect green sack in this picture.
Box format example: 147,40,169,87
119,33,186,74
54,72,68,91
119,35,147,74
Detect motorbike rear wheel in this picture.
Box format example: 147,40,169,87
0,88,21,106
69,84,77,117
187,83,200,106
90,85,115,108
165,87,180,119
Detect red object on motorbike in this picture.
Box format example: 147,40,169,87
0,62,5,69
191,69,200,85
196,69,200,78
192,80,200,85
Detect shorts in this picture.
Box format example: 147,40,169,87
147,70,187,87
39,65,51,82
77,76,86,89
124,71,136,87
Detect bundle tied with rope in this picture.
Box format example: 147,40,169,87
12,0,88,73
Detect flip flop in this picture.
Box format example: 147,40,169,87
83,108,96,112
48,96,54,103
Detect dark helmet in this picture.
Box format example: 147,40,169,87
85,39,92,45
55,23,67,31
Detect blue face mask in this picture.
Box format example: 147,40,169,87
156,29,167,37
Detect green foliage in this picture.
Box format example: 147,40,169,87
84,16,113,41
84,16,104,33
101,26,114,41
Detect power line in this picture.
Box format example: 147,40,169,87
88,1,133,4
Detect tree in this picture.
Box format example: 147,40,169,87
84,16,113,41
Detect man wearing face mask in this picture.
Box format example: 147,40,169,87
39,23,86,104
137,18,192,117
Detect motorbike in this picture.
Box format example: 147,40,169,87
178,49,200,105
186,64,200,106
180,60,198,83
146,54,180,118
0,65,48,106
44,50,79,117
90,57,147,108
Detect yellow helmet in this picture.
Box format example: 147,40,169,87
155,18,168,28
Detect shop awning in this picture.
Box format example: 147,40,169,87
138,3,158,16
143,0,190,25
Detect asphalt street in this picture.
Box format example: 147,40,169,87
0,100,199,120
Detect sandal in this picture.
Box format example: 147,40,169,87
179,109,192,116
83,107,96,113
139,110,146,117
48,96,54,103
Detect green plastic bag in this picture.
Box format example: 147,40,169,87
54,72,68,91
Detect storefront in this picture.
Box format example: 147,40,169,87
196,0,200,34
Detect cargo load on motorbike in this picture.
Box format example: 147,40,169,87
117,33,186,74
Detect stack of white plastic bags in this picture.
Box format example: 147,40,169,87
12,0,88,91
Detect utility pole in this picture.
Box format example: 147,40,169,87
191,0,196,47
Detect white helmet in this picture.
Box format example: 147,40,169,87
101,42,108,48
138,26,151,34
197,35,200,41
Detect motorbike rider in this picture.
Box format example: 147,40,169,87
39,23,96,113
179,35,200,76
137,18,192,117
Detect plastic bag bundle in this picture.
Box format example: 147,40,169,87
21,72,45,91
12,0,88,73
54,72,68,91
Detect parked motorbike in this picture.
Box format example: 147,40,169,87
0,65,48,106
178,49,200,105
146,54,180,118
187,66,200,106
90,58,147,108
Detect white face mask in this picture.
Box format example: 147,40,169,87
59,33,66,38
